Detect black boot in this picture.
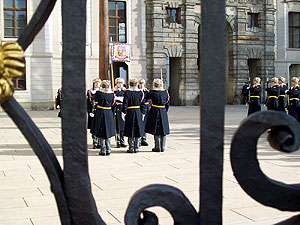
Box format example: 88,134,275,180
134,137,140,153
141,139,149,146
120,131,127,147
99,151,106,156
152,135,161,152
99,138,106,156
106,138,111,156
127,137,134,153
92,135,99,149
161,135,166,152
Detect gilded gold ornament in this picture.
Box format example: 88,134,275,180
0,41,25,104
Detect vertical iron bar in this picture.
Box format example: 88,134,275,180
62,0,105,224
199,0,226,224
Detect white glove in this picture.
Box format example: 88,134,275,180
89,113,94,118
56,105,60,109
122,113,126,121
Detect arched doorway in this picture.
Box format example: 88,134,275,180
197,21,234,104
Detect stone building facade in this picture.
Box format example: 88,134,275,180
1,0,276,109
145,0,275,105
275,0,300,82
225,0,275,103
145,0,200,105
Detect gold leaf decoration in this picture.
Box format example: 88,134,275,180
0,41,25,104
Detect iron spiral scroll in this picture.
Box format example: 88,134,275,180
230,111,300,224
1,0,299,224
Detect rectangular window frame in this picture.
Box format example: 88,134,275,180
108,0,127,43
4,0,27,38
247,13,259,28
13,70,26,90
3,0,27,90
289,12,300,48
166,8,181,24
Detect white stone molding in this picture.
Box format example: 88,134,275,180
226,14,237,32
163,44,183,57
246,47,263,59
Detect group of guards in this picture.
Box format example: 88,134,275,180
247,76,300,122
86,77,170,156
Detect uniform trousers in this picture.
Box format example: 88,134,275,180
154,135,166,152
99,138,111,154
128,137,140,153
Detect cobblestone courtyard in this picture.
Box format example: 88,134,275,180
0,106,299,225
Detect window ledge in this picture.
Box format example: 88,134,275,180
2,37,18,42
14,90,28,92
245,27,261,32
163,20,183,29
287,48,300,51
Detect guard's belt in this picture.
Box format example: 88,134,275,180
145,102,150,105
128,106,140,109
279,95,285,97
268,96,278,99
97,106,111,109
152,104,165,108
250,96,260,98
116,102,123,105
290,98,300,101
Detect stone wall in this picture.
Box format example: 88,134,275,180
145,0,200,105
226,0,275,104
146,0,275,105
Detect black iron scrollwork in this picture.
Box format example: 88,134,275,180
0,0,230,224
1,0,73,224
124,184,198,225
230,111,300,220
17,0,57,50
2,98,71,225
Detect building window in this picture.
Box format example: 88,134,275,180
247,13,259,28
167,8,181,24
109,1,126,43
13,72,26,90
4,0,27,37
289,12,300,48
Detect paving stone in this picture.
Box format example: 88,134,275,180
0,219,32,225
1,106,300,224
0,198,27,209
30,216,60,225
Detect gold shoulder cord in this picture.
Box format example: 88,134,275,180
0,40,25,105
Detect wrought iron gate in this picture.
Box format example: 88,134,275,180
1,0,300,224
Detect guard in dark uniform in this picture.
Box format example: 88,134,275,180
138,78,150,146
123,78,146,153
114,77,126,148
55,88,62,117
287,77,300,122
90,80,115,156
87,78,101,149
241,82,249,105
248,77,262,116
278,77,288,112
265,77,280,111
145,79,170,152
